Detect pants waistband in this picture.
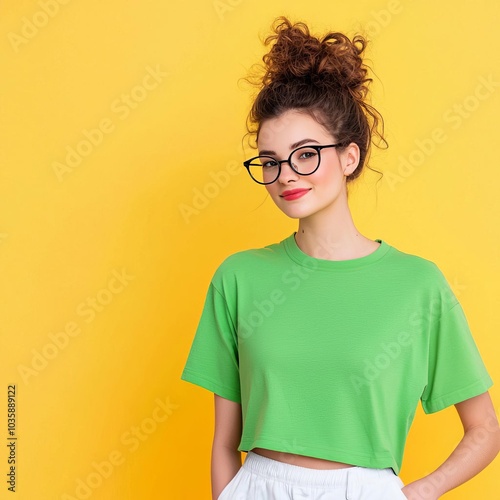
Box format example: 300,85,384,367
243,451,393,488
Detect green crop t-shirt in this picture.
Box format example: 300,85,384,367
180,233,493,475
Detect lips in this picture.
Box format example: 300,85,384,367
280,188,311,201
280,189,310,197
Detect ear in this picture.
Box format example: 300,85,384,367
340,142,361,176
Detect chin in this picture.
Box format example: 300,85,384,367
278,206,317,219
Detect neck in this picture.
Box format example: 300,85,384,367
295,194,377,261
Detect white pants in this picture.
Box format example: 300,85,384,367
218,451,407,500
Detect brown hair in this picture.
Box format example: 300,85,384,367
243,16,387,184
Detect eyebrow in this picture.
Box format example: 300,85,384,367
259,138,320,156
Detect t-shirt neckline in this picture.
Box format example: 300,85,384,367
283,232,392,271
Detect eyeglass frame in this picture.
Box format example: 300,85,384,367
243,142,347,185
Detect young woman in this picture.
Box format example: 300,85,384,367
181,16,500,500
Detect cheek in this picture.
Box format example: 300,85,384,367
265,184,280,198
313,157,344,184
310,161,341,186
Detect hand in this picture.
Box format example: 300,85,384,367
401,480,440,500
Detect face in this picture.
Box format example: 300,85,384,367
256,109,360,220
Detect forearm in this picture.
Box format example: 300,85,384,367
403,424,500,499
211,445,242,500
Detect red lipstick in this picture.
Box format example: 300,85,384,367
280,188,311,201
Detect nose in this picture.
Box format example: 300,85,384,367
277,160,299,183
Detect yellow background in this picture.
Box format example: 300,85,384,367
1,0,499,498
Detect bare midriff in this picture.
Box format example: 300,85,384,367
250,447,356,469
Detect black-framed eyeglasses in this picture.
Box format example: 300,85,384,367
243,143,346,185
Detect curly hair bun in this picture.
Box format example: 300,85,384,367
261,17,371,99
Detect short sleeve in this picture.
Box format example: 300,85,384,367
180,282,241,403
421,301,493,414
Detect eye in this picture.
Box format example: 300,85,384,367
262,159,278,168
299,151,317,160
